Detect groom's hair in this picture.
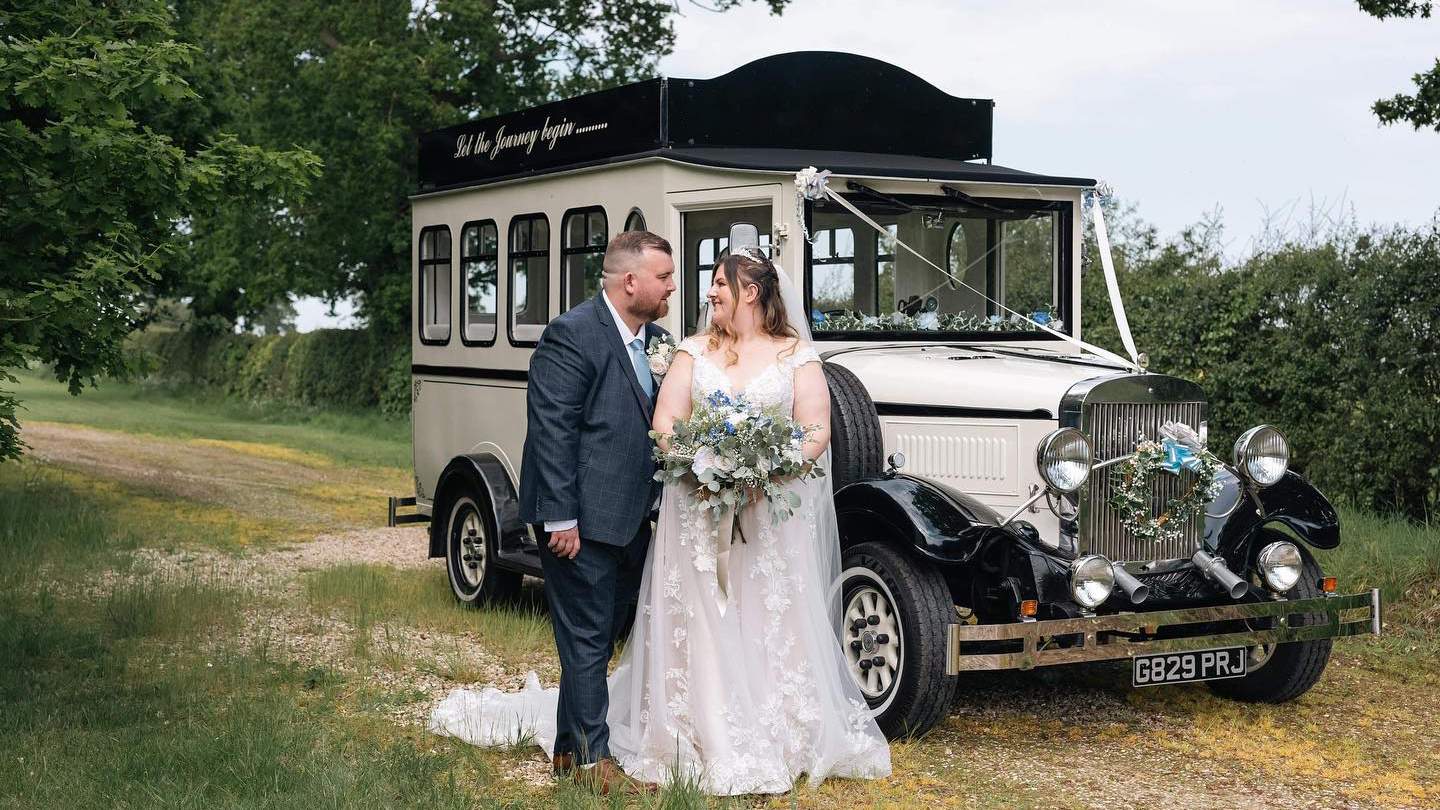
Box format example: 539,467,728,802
602,231,672,277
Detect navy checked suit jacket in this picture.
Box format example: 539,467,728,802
517,293,668,545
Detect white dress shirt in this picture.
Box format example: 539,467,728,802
543,290,645,535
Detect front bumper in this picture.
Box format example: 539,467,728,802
946,590,1381,673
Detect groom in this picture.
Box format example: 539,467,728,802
518,230,675,793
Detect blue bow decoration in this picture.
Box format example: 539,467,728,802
1160,438,1207,475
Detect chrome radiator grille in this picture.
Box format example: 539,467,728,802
1082,401,1207,563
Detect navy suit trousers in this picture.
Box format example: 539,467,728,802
536,519,650,764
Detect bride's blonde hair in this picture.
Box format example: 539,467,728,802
706,249,798,368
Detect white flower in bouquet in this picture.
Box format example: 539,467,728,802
691,446,718,477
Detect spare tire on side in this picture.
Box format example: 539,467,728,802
823,362,884,490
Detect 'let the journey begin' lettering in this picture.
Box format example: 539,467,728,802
452,116,609,162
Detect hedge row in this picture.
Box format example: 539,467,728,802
130,328,411,419
1081,213,1440,520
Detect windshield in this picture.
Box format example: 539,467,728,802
806,194,1071,338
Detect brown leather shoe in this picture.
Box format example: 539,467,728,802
573,758,659,796
551,753,573,776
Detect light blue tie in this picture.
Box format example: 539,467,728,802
627,336,654,397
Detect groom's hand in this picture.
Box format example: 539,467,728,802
548,526,581,559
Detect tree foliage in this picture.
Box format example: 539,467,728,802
173,0,788,335
0,0,321,461
1358,0,1440,132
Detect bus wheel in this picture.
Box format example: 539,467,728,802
839,541,957,739
444,490,521,605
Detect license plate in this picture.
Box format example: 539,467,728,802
1132,646,1248,687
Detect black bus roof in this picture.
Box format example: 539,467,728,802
417,51,1095,193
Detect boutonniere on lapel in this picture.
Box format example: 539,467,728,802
645,334,677,379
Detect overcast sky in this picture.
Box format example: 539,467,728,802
293,0,1438,331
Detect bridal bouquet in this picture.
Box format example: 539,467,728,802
649,390,824,527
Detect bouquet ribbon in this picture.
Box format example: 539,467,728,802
714,503,737,616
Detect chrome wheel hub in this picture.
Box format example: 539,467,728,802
843,584,901,700
458,510,486,588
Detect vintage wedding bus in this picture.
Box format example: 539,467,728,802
394,51,1379,738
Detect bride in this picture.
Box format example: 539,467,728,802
430,246,891,795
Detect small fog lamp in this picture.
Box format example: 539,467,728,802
1321,576,1337,593
1019,600,1038,617
1234,425,1290,486
1257,540,1303,593
1069,554,1116,609
1037,428,1092,493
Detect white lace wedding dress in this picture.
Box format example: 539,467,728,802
429,338,891,795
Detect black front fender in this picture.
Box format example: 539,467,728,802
834,474,1077,616
1206,469,1340,553
834,474,1004,564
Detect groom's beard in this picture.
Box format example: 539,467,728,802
635,297,669,323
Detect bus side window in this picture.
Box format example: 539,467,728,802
419,225,452,344
461,220,497,345
562,207,607,311
509,213,550,344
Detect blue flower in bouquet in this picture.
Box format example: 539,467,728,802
791,428,804,441
811,310,827,324
1032,310,1051,325
724,422,736,435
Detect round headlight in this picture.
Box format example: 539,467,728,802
1069,554,1116,609
1257,540,1303,592
1037,428,1092,493
1234,425,1290,486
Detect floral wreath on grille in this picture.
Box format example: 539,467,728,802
1107,422,1225,547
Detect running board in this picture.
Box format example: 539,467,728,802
387,496,430,527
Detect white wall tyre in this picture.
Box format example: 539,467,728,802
839,541,957,739
1208,535,1332,703
444,491,521,605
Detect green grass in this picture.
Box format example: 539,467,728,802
0,457,307,553
0,613,489,810
0,460,490,810
0,459,140,592
1321,506,1440,677
11,370,410,469
305,564,557,673
1326,506,1440,605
